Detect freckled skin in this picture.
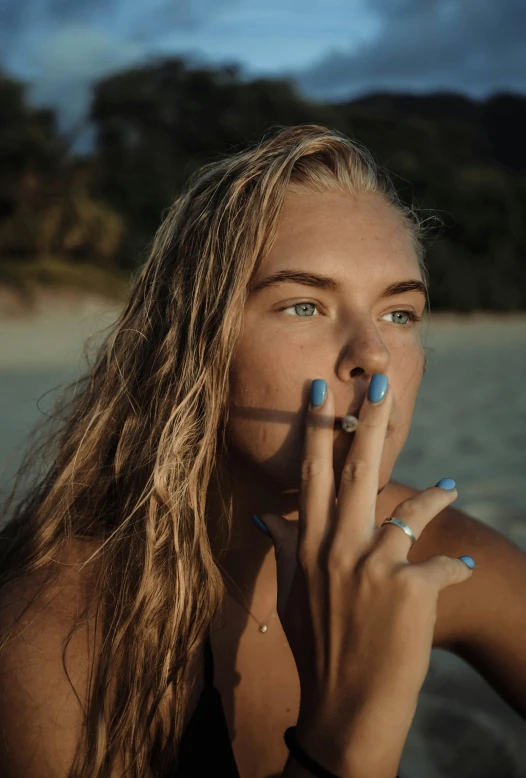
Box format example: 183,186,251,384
204,190,428,776
226,189,426,497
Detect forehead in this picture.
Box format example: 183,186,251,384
259,188,420,277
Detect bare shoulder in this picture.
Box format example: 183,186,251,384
0,537,102,622
387,479,526,649
0,539,106,777
0,539,205,776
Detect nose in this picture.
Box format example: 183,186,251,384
335,320,390,384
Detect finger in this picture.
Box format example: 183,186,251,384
414,553,475,593
258,512,299,615
299,379,336,565
372,483,459,560
333,374,392,560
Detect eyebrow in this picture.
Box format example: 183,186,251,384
251,270,428,303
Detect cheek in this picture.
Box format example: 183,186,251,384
229,339,300,410
397,345,425,419
226,336,424,489
227,342,308,474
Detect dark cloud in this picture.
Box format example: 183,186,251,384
294,0,526,99
1,0,524,146
0,0,239,51
0,0,240,145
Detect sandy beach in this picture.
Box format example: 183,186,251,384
1,287,526,777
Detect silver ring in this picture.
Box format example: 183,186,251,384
380,516,417,548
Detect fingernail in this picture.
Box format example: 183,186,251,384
458,555,476,569
310,379,327,408
436,478,456,491
252,514,270,536
368,374,388,404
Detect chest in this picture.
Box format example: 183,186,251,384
202,481,419,776
210,596,300,778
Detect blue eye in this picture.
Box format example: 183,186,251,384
387,310,412,325
279,302,421,325
282,302,318,317
386,310,422,325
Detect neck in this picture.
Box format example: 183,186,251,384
207,453,394,620
207,453,295,617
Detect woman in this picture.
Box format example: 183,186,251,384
0,124,525,778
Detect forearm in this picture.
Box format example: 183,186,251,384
281,751,401,778
451,634,526,720
282,752,323,777
280,698,417,778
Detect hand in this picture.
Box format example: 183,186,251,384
256,375,474,775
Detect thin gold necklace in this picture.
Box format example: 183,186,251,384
221,566,277,633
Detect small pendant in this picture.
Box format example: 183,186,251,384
259,624,268,633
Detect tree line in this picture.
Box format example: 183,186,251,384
1,58,525,311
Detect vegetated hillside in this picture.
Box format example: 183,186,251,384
1,61,525,311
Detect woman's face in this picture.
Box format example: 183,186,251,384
227,188,427,495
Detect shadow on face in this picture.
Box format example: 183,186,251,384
227,188,427,495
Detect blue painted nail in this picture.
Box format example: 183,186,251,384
436,478,456,491
458,555,476,569
368,374,388,404
252,514,270,536
310,379,327,408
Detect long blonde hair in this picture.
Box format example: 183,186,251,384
0,124,432,777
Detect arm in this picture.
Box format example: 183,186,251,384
280,729,404,778
397,481,526,718
280,716,406,778
283,754,329,777
282,755,400,778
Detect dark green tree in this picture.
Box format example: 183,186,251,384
90,58,344,269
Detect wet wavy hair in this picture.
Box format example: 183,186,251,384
0,124,433,777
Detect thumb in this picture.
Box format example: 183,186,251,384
417,553,475,593
252,513,299,615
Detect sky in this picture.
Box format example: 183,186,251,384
1,0,525,137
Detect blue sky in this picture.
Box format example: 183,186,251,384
2,0,525,135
